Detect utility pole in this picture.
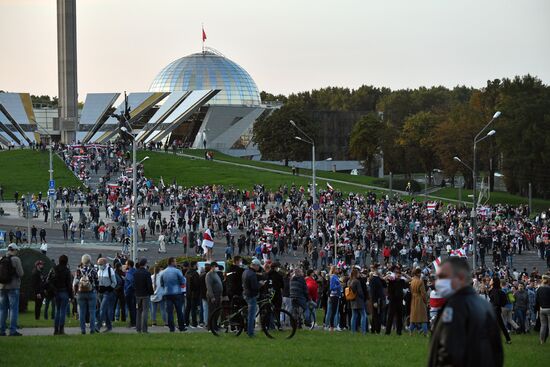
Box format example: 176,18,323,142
528,182,532,215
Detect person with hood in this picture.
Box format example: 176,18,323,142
49,254,73,335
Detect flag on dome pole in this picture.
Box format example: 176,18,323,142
202,229,214,253
202,25,207,53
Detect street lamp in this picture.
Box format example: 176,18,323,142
457,111,500,270
121,126,139,263
290,120,318,242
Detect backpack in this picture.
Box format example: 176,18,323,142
0,256,16,284
77,269,93,292
344,286,357,301
44,268,57,296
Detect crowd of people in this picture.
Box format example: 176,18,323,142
1,142,549,366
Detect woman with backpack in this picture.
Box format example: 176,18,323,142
48,255,73,335
488,277,512,344
73,254,98,334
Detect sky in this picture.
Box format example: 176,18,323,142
1,0,549,100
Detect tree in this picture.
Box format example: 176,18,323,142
252,104,315,163
349,113,383,174
398,111,440,181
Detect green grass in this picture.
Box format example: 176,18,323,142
0,150,82,200
433,187,550,213
0,330,546,366
180,148,381,186
140,151,381,195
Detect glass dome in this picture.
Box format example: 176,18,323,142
149,50,261,106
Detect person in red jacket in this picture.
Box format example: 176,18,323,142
305,269,319,328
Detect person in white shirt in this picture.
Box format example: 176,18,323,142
95,258,117,332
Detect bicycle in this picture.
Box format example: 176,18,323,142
209,290,297,339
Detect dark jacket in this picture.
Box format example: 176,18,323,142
242,267,260,298
185,268,200,299
536,285,550,309
134,267,153,297
50,264,73,299
31,268,44,297
369,275,385,303
199,271,208,300
225,264,244,299
428,286,503,367
349,278,365,310
488,287,506,313
289,275,308,302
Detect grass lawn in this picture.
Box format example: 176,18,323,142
140,151,382,196
0,330,547,366
0,150,82,200
180,148,381,187
433,187,550,213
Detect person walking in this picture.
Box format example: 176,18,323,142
0,244,24,336
161,257,187,332
73,254,98,334
49,255,73,335
242,258,262,337
409,268,428,336
536,275,550,344
429,257,503,367
488,277,512,344
134,258,154,333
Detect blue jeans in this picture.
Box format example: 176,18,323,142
201,299,208,325
77,291,96,333
165,294,185,331
514,309,527,333
245,296,257,336
409,322,428,335
125,290,136,326
325,296,340,328
97,291,115,330
151,300,167,323
351,307,368,334
54,291,69,330
0,288,19,335
44,296,56,320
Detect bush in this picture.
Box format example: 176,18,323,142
17,248,55,312
373,178,422,193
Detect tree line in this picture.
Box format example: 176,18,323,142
255,75,550,199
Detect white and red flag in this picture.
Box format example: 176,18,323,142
202,229,214,252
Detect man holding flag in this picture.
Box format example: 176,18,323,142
202,228,215,261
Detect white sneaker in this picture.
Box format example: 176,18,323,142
335,326,342,332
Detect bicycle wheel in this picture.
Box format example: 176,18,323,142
209,306,244,337
261,307,297,339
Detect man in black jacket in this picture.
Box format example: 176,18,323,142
226,256,245,308
428,257,503,367
369,269,386,334
31,260,45,320
134,258,153,333
242,258,262,337
184,261,200,327
289,268,308,327
385,266,408,335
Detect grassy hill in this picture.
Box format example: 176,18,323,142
0,150,81,200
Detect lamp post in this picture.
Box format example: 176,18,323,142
290,120,317,240
453,111,500,270
120,127,145,263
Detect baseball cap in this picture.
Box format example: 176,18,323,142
7,243,19,251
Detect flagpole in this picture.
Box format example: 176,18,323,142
202,23,204,53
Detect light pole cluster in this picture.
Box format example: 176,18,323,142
120,126,149,263
290,120,317,240
453,111,501,270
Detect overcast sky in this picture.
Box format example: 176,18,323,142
1,0,549,100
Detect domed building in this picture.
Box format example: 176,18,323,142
76,48,272,154
149,50,262,107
